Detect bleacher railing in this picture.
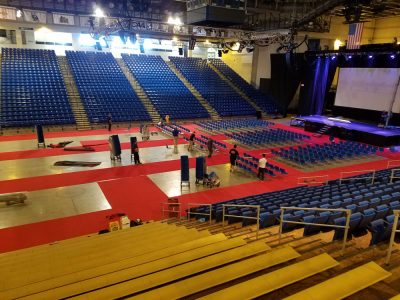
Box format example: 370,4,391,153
187,203,212,225
386,210,400,265
387,160,400,169
161,202,182,221
278,207,352,256
222,204,261,239
390,169,400,183
339,170,376,185
297,175,328,186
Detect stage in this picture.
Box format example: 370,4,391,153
295,115,400,147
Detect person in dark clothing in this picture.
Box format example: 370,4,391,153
188,131,195,151
172,127,179,154
207,139,214,158
229,144,239,172
107,114,112,131
132,142,141,164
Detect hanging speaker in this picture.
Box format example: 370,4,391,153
218,50,222,57
139,44,145,53
178,47,183,55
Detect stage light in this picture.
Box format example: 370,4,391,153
368,55,373,59
16,9,22,18
390,54,396,59
94,7,105,18
172,36,178,42
331,56,336,60
348,55,352,59
167,16,182,25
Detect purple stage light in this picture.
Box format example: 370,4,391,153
331,56,336,60
368,55,373,59
348,55,352,59
390,54,396,59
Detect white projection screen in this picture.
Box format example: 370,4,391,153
335,68,400,113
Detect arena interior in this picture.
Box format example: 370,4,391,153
1,0,400,299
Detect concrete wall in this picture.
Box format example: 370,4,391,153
221,50,253,84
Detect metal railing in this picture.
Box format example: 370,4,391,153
297,175,328,186
386,210,400,265
387,160,400,169
222,204,261,239
390,169,400,183
187,203,213,225
161,202,182,221
339,170,375,185
278,207,352,256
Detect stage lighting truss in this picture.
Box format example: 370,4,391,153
87,15,294,52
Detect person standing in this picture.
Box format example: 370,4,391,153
229,144,239,172
165,115,170,124
258,153,267,181
207,138,214,158
107,114,112,131
188,131,196,151
172,127,179,154
132,142,141,165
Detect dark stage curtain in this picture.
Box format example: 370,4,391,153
299,57,337,116
269,53,305,115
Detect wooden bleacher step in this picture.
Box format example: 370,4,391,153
20,237,252,299
198,253,339,300
129,246,300,300
283,261,391,300
0,227,208,291
0,233,227,299
68,240,269,300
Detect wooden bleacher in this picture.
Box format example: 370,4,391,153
130,246,301,300
198,253,339,300
0,219,397,300
283,262,392,300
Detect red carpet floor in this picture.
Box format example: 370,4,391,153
1,122,400,253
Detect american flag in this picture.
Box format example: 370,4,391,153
347,23,364,49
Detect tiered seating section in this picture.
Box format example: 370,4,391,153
1,48,74,126
122,54,209,119
210,58,279,114
0,220,391,299
66,51,150,123
197,118,271,133
237,153,287,177
272,141,382,165
194,168,400,246
169,57,256,117
226,128,310,146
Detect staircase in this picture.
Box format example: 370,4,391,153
116,58,160,123
313,125,331,137
208,63,266,118
57,56,91,131
166,61,220,121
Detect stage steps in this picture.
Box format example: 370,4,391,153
57,56,91,131
313,124,331,137
166,61,220,121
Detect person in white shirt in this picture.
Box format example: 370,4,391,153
258,154,267,181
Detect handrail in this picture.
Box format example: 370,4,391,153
278,206,351,256
187,203,212,225
339,169,375,185
161,202,182,221
297,175,328,186
390,169,400,183
386,210,400,265
387,160,400,169
222,204,261,239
